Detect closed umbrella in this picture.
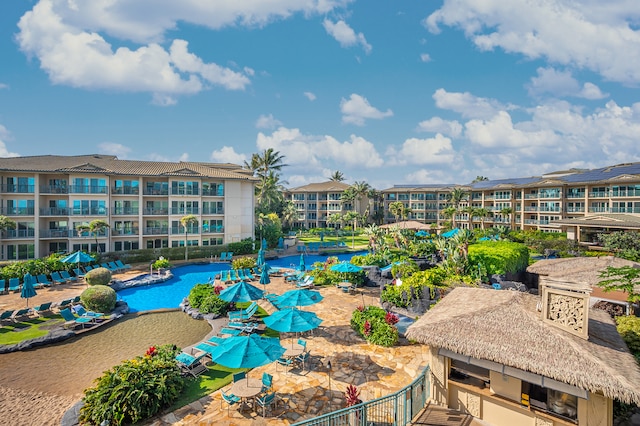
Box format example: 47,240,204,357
259,265,271,294
277,289,323,309
218,281,264,303
261,238,267,249
257,249,265,268
21,273,37,307
298,253,305,272
208,334,286,371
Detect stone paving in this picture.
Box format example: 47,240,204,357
152,278,430,426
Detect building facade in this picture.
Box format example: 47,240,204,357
382,163,640,240
0,155,256,260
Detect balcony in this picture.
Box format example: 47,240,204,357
1,207,35,216
70,208,108,216
566,193,585,199
202,226,224,233
112,228,140,236
112,187,140,195
112,208,140,215
588,192,608,198
524,207,538,212
40,207,70,216
588,207,610,213
143,188,169,196
144,227,169,235
171,227,199,235
39,185,68,194
202,209,224,215
611,190,640,197
539,207,561,212
524,219,539,224
1,184,35,193
611,207,640,213
77,230,108,238
524,194,538,199
69,185,108,194
40,229,75,238
202,188,224,197
143,208,169,215
170,208,199,215
539,193,561,199
4,229,35,239
565,207,585,212
170,188,200,196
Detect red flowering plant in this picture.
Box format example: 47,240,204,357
385,312,399,325
357,305,364,312
145,346,157,357
345,384,362,407
214,285,224,295
363,320,372,336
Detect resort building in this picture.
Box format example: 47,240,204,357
284,181,369,229
406,283,640,426
0,154,256,260
381,162,640,241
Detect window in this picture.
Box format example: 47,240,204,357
203,237,223,246
448,359,490,389
114,241,140,251
7,244,35,260
202,201,223,214
522,383,577,421
171,180,199,195
146,239,168,249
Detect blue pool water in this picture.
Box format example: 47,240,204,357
118,251,365,312
395,314,415,337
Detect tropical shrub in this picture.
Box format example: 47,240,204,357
468,241,529,276
232,257,256,270
80,344,185,426
227,238,255,255
187,283,230,316
81,285,117,313
351,306,398,347
85,267,112,286
616,315,640,362
390,260,419,279
382,267,449,308
152,257,171,270
599,231,640,262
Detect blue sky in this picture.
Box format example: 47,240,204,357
1,1,640,190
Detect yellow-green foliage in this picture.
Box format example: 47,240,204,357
616,315,640,358
81,285,117,313
468,241,529,275
231,257,256,270
381,267,448,308
85,267,112,286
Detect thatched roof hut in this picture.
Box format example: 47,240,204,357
405,287,640,405
380,220,432,230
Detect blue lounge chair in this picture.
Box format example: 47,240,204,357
0,310,15,324
220,252,228,261
236,269,247,281
12,308,32,322
244,268,255,280
220,270,230,283
219,327,242,336
84,265,94,273
296,276,314,289
73,268,85,278
227,252,233,261
0,279,5,294
36,274,53,287
73,305,105,319
205,336,226,346
229,270,239,282
60,271,77,282
114,259,131,270
50,272,67,284
33,302,53,316
59,307,93,328
228,302,258,321
8,278,20,292
57,299,72,310
175,351,208,377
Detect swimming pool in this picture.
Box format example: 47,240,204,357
117,251,365,312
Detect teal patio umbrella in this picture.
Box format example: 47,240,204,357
218,281,264,303
277,289,323,309
298,253,305,272
21,273,37,307
207,334,286,370
259,265,271,293
257,248,265,267
61,250,94,264
330,261,363,273
264,308,323,336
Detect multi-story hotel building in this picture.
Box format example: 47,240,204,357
0,155,256,260
382,163,640,242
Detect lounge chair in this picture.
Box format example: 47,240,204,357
175,351,208,377
73,268,85,278
50,272,67,284
244,268,255,280
229,270,239,282
12,308,32,322
8,278,20,292
108,261,122,272
59,307,93,328
84,265,94,273
205,336,226,346
36,274,54,287
220,252,228,261
57,299,73,310
101,262,119,272
227,252,233,261
236,269,247,281
296,276,314,289
0,279,5,294
0,310,15,324
59,270,78,282
73,305,105,319
220,270,230,283
193,342,218,359
219,327,242,336
33,302,53,316
114,259,131,270
228,302,258,321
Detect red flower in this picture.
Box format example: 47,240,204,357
145,346,157,357
363,320,371,336
385,312,399,325
357,305,364,312
214,285,224,295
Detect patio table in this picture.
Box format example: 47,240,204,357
337,282,354,293
231,377,263,410
283,343,305,358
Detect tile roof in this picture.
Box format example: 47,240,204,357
0,154,257,180
288,181,352,192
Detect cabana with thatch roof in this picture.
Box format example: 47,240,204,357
406,286,640,426
380,220,433,230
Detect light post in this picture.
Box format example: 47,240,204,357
352,218,356,249
327,359,333,413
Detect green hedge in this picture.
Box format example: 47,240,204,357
81,285,117,313
381,267,448,308
187,283,231,316
350,306,398,347
468,241,529,275
617,315,640,363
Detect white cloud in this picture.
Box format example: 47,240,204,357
433,88,504,119
322,19,372,54
256,126,384,170
98,142,132,158
303,91,316,101
340,93,393,126
255,114,283,129
387,134,458,166
465,111,559,150
146,152,189,162
0,125,19,158
419,53,431,62
210,146,246,164
528,67,608,99
416,116,462,137
425,0,640,84
16,0,347,101
0,83,8,90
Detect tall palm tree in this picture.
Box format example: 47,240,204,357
180,214,198,261
76,219,110,253
255,171,286,214
474,207,492,229
366,188,383,224
446,187,469,229
471,176,489,183
350,181,371,215
280,200,299,229
244,148,288,179
329,171,345,181
500,207,513,228
388,201,404,223
340,188,357,213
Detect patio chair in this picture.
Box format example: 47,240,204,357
36,274,53,288
56,299,73,310
244,269,255,280
296,276,314,289
175,351,208,378
59,270,78,283
0,279,5,294
205,335,226,346
227,252,233,261
256,392,277,417
220,388,241,414
59,307,93,329
220,252,228,261
232,371,246,383
297,338,307,352
261,372,273,392
8,278,21,292
220,270,230,283
0,310,15,324
50,272,67,284
33,302,53,316
114,259,131,270
12,308,33,322
295,351,310,371
276,357,293,373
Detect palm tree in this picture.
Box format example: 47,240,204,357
255,171,286,214
0,215,16,238
244,148,288,179
76,219,110,253
474,207,492,229
280,200,299,229
327,213,344,229
340,188,357,213
499,207,513,228
350,181,371,215
329,171,345,181
366,188,383,224
446,187,469,229
471,176,489,183
388,201,404,223
180,214,198,261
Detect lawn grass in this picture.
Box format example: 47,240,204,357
168,364,242,411
0,315,64,345
297,235,369,247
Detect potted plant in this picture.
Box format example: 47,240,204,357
152,257,171,275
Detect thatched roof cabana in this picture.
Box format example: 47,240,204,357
405,287,640,405
380,220,432,230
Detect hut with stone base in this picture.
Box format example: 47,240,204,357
406,280,640,426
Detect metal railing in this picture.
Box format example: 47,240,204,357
292,366,430,426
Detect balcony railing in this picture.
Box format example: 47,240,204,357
70,208,108,216
539,207,561,212
588,192,608,198
143,188,170,196
566,207,585,212
524,219,539,224
143,227,169,235
112,208,140,215
202,209,224,215
611,190,640,197
1,207,35,216
143,208,169,215
112,228,140,236
202,188,224,197
40,229,75,238
170,227,199,235
589,207,610,213
202,226,224,233
611,207,640,213
4,229,35,239
40,207,70,216
524,194,538,199
170,208,199,215
69,185,108,194
566,193,585,199
112,187,140,195
538,193,561,199
39,185,68,194
76,230,108,238
170,188,200,196
1,184,35,193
